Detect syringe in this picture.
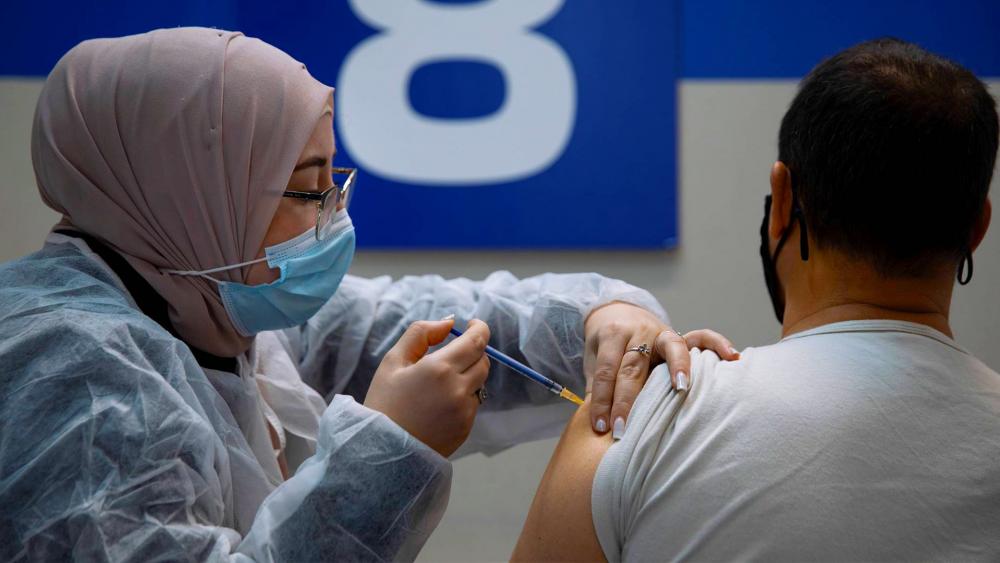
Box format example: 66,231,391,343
449,327,584,406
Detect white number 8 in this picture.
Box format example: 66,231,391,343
338,0,577,185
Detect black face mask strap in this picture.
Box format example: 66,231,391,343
785,175,810,261
764,194,810,262
957,250,974,285
794,201,810,261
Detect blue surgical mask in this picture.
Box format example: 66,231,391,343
164,209,356,336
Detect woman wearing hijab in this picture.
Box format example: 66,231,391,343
0,27,736,561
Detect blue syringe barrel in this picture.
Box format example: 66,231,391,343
448,327,563,395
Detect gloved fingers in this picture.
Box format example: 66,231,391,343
391,319,455,364
431,319,490,372
654,329,692,392
608,336,654,440
588,328,630,435
683,329,741,360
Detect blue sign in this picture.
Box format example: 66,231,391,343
681,0,1000,79
3,0,998,248
1,0,681,249
324,1,679,249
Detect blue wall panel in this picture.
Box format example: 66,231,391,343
2,0,997,248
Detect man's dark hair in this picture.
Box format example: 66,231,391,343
778,38,998,277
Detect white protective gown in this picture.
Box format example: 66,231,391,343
0,234,667,561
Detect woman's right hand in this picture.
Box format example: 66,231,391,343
364,317,491,457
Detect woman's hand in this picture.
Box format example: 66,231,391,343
365,317,490,457
584,302,739,437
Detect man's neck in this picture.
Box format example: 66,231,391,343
780,256,955,339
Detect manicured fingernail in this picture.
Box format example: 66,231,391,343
612,417,625,440
676,371,689,391
729,346,739,356
440,313,455,321
595,418,608,433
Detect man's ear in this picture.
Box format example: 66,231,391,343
769,162,794,241
970,197,991,253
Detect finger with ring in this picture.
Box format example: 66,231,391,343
626,343,652,357
474,387,488,404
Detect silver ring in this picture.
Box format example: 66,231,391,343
474,387,488,404
626,343,651,357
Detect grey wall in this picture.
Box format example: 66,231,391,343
2,78,998,562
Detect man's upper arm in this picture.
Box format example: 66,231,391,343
512,397,612,562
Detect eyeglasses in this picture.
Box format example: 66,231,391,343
281,167,357,240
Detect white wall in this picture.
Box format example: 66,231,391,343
2,78,998,562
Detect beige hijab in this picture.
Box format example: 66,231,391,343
32,27,333,357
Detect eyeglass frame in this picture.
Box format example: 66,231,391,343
281,167,357,240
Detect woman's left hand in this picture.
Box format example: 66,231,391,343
584,302,740,436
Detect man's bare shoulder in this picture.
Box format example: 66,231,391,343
512,397,613,562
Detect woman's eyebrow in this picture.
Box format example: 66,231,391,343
293,155,328,171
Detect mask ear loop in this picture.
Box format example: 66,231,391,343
160,256,268,283
788,174,810,262
763,194,810,264
794,202,810,261
957,251,974,285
